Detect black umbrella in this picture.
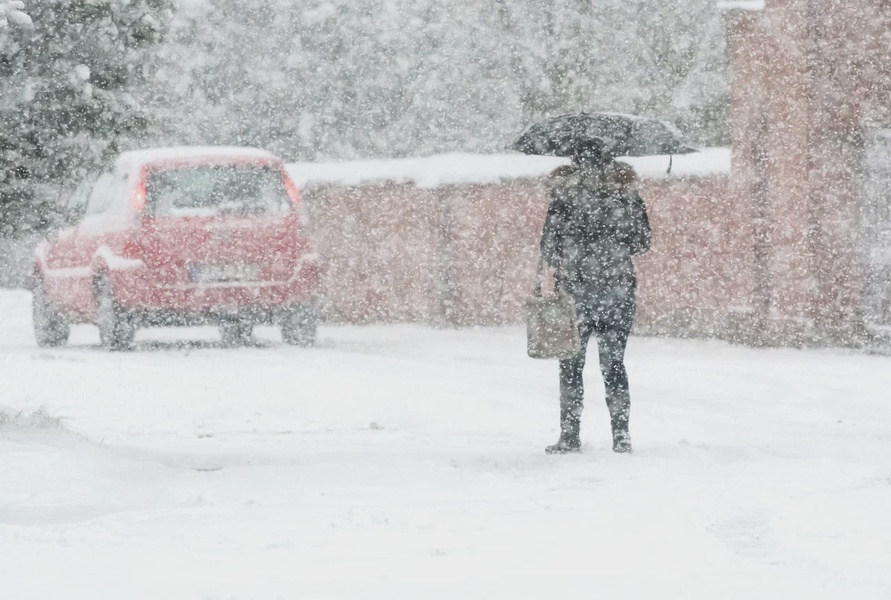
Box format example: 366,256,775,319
512,112,697,159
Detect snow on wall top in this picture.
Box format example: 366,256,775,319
716,0,766,11
117,146,280,170
287,148,730,189
622,148,730,180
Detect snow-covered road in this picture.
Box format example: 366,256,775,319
1,289,890,599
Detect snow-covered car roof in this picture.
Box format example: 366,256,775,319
116,146,281,171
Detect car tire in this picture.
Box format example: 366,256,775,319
220,319,253,347
95,274,135,351
32,278,70,348
281,304,318,347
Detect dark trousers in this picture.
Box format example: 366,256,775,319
558,299,633,436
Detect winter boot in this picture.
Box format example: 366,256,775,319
546,410,581,454
610,415,632,453
546,431,581,454
606,389,632,453
612,427,632,453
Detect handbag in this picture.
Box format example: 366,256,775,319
526,258,581,360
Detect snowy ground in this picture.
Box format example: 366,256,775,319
1,288,890,599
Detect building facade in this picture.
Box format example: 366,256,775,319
724,0,891,344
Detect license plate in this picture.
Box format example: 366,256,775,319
190,264,260,283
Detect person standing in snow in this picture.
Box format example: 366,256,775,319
540,146,651,454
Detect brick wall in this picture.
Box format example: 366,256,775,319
724,0,891,345
304,174,758,341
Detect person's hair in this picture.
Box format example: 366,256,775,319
611,161,637,187
571,152,612,169
548,165,576,181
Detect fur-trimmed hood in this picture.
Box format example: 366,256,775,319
548,161,638,194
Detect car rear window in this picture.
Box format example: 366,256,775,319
146,165,291,217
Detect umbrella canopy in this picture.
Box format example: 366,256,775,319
512,112,697,159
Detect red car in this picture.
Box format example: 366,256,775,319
30,147,321,350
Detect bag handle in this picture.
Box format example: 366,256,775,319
533,256,553,298
533,257,543,297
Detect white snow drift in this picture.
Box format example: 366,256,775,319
1,289,889,599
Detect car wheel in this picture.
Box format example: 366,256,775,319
95,274,135,351
281,304,317,347
32,278,70,348
220,319,253,347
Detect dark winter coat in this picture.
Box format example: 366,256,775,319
540,161,652,329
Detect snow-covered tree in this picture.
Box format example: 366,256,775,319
0,0,31,29
494,0,727,145
147,0,727,161
0,0,171,236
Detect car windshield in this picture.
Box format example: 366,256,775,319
146,165,291,216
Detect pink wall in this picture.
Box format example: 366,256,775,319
304,175,763,342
